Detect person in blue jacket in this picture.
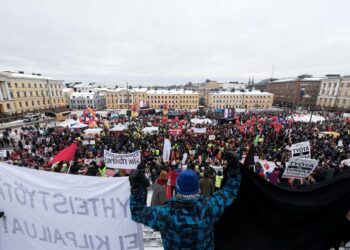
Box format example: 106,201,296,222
129,152,241,250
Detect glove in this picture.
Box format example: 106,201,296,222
129,168,150,194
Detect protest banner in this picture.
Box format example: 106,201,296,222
0,150,7,158
162,139,171,163
0,163,143,250
193,128,206,134
282,157,319,178
104,150,141,169
290,141,311,158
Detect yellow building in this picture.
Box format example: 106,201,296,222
208,90,274,109
0,71,66,114
106,87,148,110
106,88,199,110
147,89,199,110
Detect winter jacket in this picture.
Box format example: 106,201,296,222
130,175,241,250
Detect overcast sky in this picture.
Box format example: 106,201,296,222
0,0,349,86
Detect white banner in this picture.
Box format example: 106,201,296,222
290,141,311,158
0,163,143,250
162,139,171,163
104,150,141,169
0,150,7,158
282,157,319,178
208,135,215,141
193,128,206,134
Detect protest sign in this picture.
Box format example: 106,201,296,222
290,141,311,158
162,139,171,163
0,163,143,250
0,150,7,158
282,157,319,178
104,150,141,169
208,135,215,141
209,165,223,173
193,128,206,134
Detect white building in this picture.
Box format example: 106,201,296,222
317,75,350,111
208,90,274,109
219,82,247,90
74,83,105,93
69,92,106,110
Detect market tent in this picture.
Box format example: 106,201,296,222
70,122,88,129
191,118,213,124
287,114,325,123
109,124,128,132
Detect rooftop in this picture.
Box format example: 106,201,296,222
271,77,324,83
147,89,198,95
0,71,60,81
209,90,273,96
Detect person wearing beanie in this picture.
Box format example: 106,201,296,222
129,156,241,250
151,170,168,206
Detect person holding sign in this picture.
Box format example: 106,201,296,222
129,153,241,250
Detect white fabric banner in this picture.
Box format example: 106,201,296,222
282,157,319,178
0,150,7,158
290,141,311,158
162,139,171,163
104,150,141,169
193,128,206,134
0,163,143,250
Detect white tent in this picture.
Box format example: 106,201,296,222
286,114,325,123
84,128,103,134
142,127,159,134
190,118,213,124
58,119,77,128
110,124,128,132
70,122,88,129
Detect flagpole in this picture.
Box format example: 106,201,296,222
67,161,73,174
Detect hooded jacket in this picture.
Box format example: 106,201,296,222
130,175,241,250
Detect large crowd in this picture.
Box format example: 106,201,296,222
0,110,349,191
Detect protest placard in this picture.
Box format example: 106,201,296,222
193,128,206,134
0,163,143,250
290,141,311,158
208,135,215,141
104,150,141,169
282,157,319,178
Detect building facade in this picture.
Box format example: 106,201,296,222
198,80,220,106
147,90,199,110
70,92,106,110
317,75,350,112
208,90,274,109
0,71,66,114
266,76,323,109
105,87,148,110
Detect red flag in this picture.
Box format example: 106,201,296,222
165,177,172,200
49,143,78,165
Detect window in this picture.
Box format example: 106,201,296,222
7,82,11,88
19,102,22,108
22,83,25,88
25,101,28,107
15,83,18,88
10,92,14,98
34,84,36,88
28,83,31,88
24,92,27,97
17,91,20,97
30,92,33,97
7,104,11,110
32,101,34,106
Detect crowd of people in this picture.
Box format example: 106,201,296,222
0,110,349,190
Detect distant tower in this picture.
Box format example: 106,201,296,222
252,77,254,85
248,77,251,85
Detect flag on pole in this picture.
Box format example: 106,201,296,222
49,143,78,165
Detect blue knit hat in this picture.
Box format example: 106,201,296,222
176,170,199,195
